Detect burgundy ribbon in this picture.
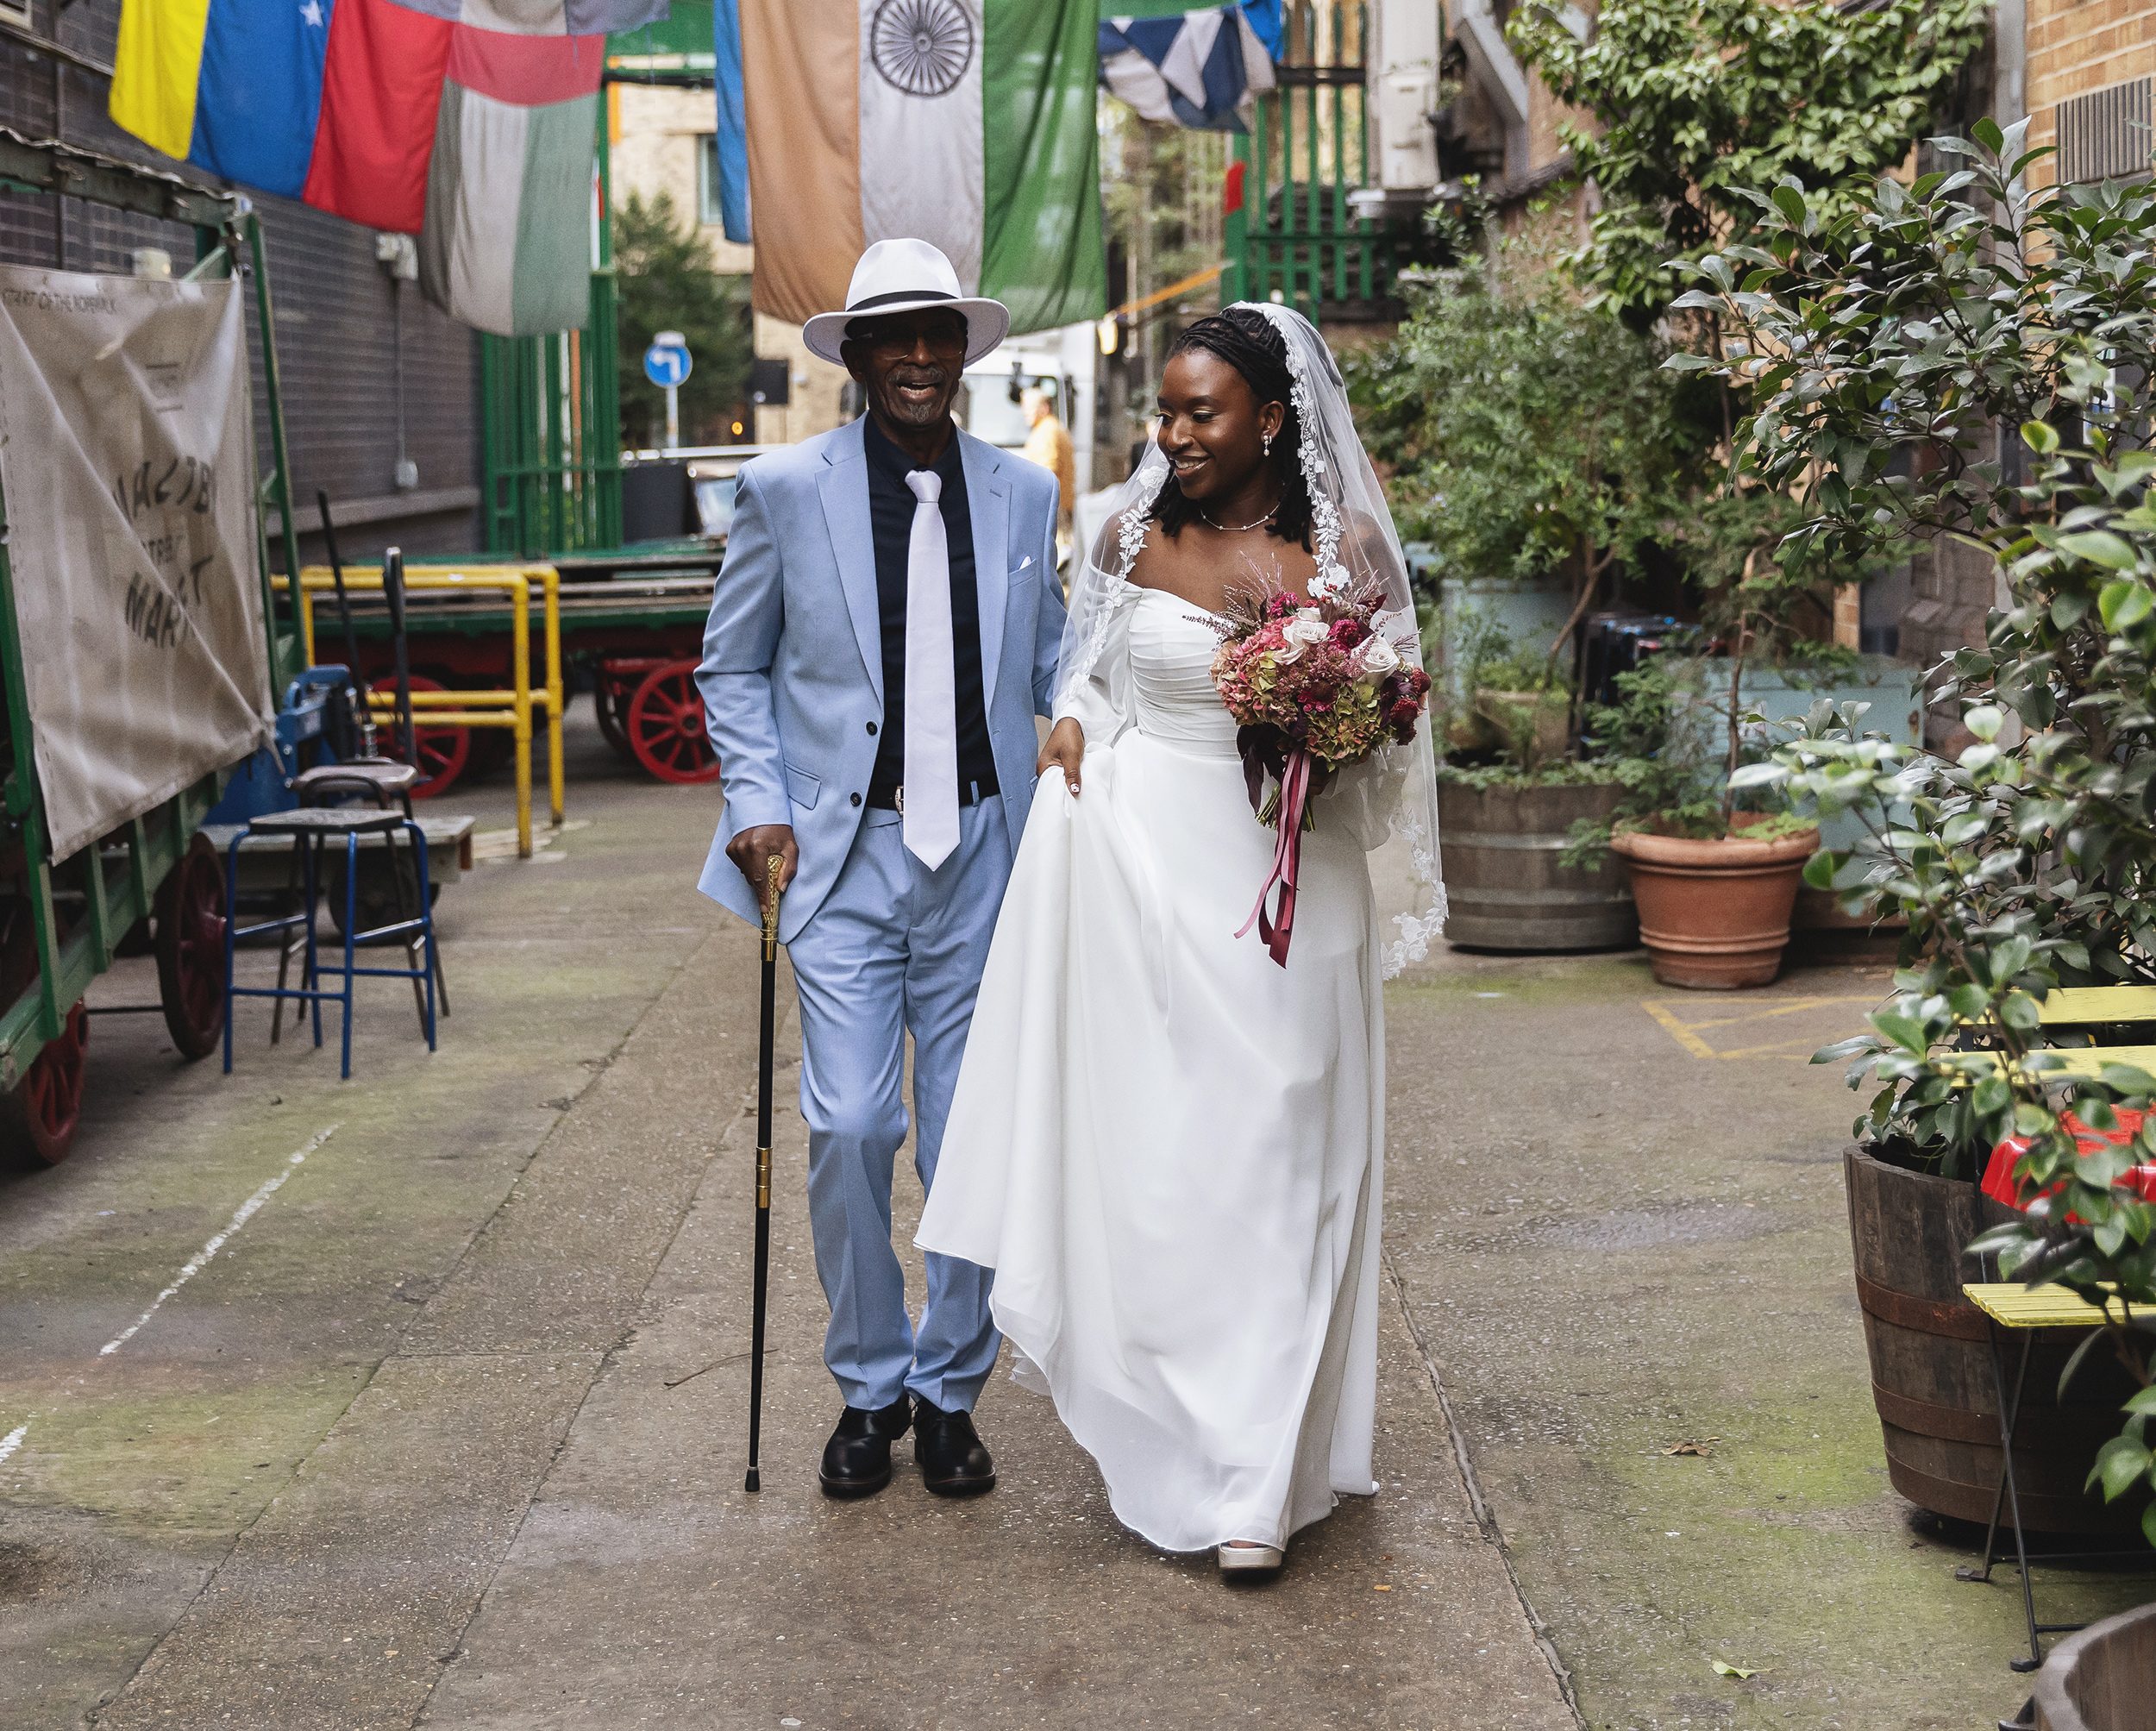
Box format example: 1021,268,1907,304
1237,748,1311,969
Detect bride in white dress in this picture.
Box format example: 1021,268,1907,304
915,304,1444,1578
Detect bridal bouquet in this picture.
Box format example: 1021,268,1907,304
1210,575,1429,966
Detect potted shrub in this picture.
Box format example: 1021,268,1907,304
1356,209,1715,954
1570,629,1821,988
1434,622,1635,951
1698,121,2156,1533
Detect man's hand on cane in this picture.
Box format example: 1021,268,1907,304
729,825,799,908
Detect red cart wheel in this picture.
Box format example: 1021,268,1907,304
0,898,86,1166
626,660,721,784
154,833,226,1061
372,673,470,799
0,1001,87,1167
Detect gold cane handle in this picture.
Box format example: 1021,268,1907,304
761,853,783,959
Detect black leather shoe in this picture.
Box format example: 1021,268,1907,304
818,1395,912,1499
913,1396,996,1496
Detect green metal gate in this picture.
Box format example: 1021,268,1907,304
1225,1,1401,323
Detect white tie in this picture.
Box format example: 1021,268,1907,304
902,468,960,869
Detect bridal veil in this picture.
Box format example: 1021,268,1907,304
1055,301,1445,974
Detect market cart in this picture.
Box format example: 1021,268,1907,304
0,131,303,1164
300,546,720,794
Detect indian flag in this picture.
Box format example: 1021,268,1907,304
108,0,667,336
711,0,1104,336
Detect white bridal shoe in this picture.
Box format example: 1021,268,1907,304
1217,1540,1285,1577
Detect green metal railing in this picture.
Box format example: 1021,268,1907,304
479,110,624,557
1225,1,1396,323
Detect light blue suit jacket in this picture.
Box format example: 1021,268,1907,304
697,417,1067,942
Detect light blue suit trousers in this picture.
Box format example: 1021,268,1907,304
788,800,1012,1412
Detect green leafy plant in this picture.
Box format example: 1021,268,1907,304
1695,121,2156,1534
1564,655,1815,858
1433,611,1577,776
1509,0,1990,327
1436,758,1621,793
1352,222,1708,662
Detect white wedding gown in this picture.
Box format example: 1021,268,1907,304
916,580,1385,1554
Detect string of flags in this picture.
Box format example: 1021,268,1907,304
108,0,669,337
103,0,1293,341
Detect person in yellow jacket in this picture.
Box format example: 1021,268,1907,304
1019,386,1075,566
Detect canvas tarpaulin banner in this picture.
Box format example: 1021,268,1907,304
0,266,273,862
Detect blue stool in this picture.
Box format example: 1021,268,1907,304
222,807,441,1080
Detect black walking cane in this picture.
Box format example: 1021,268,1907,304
381,545,417,768
745,853,783,1493
316,490,376,757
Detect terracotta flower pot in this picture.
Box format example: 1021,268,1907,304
1609,822,1820,989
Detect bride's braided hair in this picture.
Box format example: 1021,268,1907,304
1148,307,1313,550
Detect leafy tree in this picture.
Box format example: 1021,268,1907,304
1509,0,1990,326
1352,221,1704,646
614,191,752,448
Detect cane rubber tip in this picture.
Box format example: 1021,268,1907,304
744,1468,760,1493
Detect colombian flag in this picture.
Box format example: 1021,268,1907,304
109,0,668,336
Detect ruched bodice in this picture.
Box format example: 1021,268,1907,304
1128,586,1238,757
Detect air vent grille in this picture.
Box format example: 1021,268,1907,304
2059,77,2153,185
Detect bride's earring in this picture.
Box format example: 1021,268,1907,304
1262,431,1274,455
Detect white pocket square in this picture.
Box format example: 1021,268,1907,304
1018,555,1033,571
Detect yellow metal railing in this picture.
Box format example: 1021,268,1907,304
296,564,567,860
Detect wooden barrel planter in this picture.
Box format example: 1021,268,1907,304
1436,780,1636,953
1846,1143,2140,1533
2034,1603,2156,1730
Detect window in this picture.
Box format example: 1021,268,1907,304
697,135,723,227
2059,77,2153,185
0,0,31,26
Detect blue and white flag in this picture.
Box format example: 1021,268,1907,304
1099,1,1283,132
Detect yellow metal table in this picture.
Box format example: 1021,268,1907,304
1961,1283,2153,1672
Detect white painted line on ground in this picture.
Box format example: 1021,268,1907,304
0,1423,25,1465
97,1125,340,1359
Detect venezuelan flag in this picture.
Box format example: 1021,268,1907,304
110,0,668,336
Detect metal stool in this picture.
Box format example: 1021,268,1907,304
222,807,441,1080
292,759,420,816
291,760,448,1018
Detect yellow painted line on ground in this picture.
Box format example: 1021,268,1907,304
1641,999,1721,1058
1642,994,1879,1061
1672,995,1869,1032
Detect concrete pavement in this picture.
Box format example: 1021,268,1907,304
1,715,2147,1728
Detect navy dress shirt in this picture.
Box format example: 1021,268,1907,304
862,415,997,802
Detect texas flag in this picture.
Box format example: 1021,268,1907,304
109,0,667,336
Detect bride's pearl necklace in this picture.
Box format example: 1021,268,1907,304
1200,501,1278,533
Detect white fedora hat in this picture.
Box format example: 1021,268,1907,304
802,238,1011,367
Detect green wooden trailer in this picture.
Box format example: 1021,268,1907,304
0,130,303,1165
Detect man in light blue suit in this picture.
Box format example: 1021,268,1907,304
697,239,1065,1500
